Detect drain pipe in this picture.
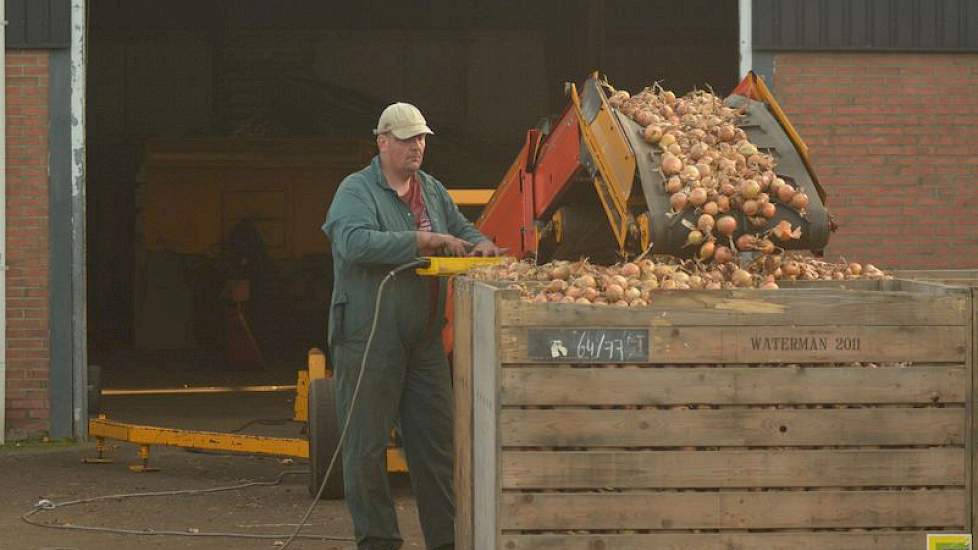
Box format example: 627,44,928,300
0,0,8,444
70,0,87,439
739,0,753,78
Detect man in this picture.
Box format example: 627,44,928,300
322,102,502,550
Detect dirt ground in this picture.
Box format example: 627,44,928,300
0,391,426,550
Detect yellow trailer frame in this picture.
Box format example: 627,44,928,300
86,349,409,474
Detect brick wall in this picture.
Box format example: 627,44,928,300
5,50,51,439
773,52,978,269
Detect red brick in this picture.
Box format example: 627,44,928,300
774,51,978,270
5,50,52,436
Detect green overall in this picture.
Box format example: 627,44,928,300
322,156,487,550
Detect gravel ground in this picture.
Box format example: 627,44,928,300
0,392,426,550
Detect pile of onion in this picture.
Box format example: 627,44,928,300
609,81,812,264
466,255,888,306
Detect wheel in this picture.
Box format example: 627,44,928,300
308,376,345,500
87,365,102,417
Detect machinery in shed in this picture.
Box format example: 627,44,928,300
89,71,833,502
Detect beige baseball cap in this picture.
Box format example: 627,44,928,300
373,102,435,140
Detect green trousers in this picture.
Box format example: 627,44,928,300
331,334,455,550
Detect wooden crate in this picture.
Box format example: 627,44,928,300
893,269,978,288
452,277,976,550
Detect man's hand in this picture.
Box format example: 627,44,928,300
417,232,472,257
468,239,507,257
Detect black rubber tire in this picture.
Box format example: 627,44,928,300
87,365,102,417
308,377,345,500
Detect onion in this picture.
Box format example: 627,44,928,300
681,165,701,182
665,176,683,194
732,268,753,287
575,297,592,304
698,240,716,261
740,180,761,199
716,215,737,236
605,284,624,302
608,90,630,107
714,245,733,264
552,264,571,280
772,220,801,241
688,187,708,207
737,142,758,157
716,196,731,213
756,238,776,255
702,201,719,216
624,286,642,301
670,192,688,212
717,124,736,142
574,275,597,288
782,260,801,278
659,133,678,149
661,153,683,176
620,262,640,278
694,163,712,178
848,262,863,276
697,213,716,233
776,183,796,203
610,274,629,288
635,109,655,126
735,234,757,251
662,90,677,106
741,199,759,216
643,124,664,143
686,230,705,246
546,279,568,293
689,142,709,160
565,285,584,299
761,202,777,218
791,192,809,210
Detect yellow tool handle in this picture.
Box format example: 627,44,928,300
414,256,508,276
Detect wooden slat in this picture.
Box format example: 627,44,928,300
971,287,977,533
893,269,978,285
499,490,966,530
500,408,965,447
471,284,500,550
499,287,970,327
500,325,969,363
500,531,936,550
501,365,967,406
452,280,474,550
501,448,965,489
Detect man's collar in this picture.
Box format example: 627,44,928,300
372,155,426,193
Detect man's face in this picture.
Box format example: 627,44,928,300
378,133,426,175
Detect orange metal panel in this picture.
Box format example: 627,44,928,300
532,106,582,219
476,138,534,258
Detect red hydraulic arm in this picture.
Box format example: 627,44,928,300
474,101,586,259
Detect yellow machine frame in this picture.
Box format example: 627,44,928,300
87,349,409,473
